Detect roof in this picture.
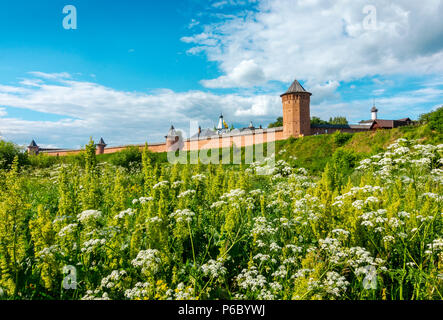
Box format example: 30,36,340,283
370,119,411,129
280,79,312,97
166,125,177,137
372,120,395,128
28,140,38,147
97,138,106,146
359,118,411,128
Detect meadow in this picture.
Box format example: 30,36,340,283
0,123,442,300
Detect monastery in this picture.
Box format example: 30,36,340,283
27,79,412,156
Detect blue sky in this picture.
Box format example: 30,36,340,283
0,0,442,148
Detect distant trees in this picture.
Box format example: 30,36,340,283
312,116,349,125
268,117,283,128
310,116,328,125
328,116,348,125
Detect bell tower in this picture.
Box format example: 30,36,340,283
280,79,312,139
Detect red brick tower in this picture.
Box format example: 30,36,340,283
280,79,312,139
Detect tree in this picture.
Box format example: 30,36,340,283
419,106,443,133
0,140,28,170
329,116,348,125
310,117,328,125
268,117,283,128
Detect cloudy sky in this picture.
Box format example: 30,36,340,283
0,0,442,149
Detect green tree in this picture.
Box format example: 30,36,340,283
0,140,28,169
329,116,348,125
419,106,442,133
268,117,283,128
310,117,328,125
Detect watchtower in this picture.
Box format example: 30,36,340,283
280,79,312,139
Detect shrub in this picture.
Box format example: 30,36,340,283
332,131,352,146
109,146,142,169
27,154,59,168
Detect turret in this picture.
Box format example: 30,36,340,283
27,140,39,155
96,137,107,155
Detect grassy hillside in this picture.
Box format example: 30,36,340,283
275,124,442,174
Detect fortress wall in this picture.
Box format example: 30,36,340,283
41,129,285,157
182,130,285,151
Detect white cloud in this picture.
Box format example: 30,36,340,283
201,59,266,88
372,89,385,96
28,72,71,80
0,73,281,148
183,0,443,88
188,19,200,29
309,81,341,104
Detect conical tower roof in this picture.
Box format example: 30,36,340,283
28,139,38,147
280,79,311,96
97,137,107,146
166,125,177,137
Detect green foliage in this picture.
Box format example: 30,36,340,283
329,148,359,189
268,116,283,128
109,146,142,169
419,106,443,133
329,116,348,125
27,154,58,168
332,131,353,146
311,116,348,125
0,140,28,169
0,124,442,300
310,116,328,125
